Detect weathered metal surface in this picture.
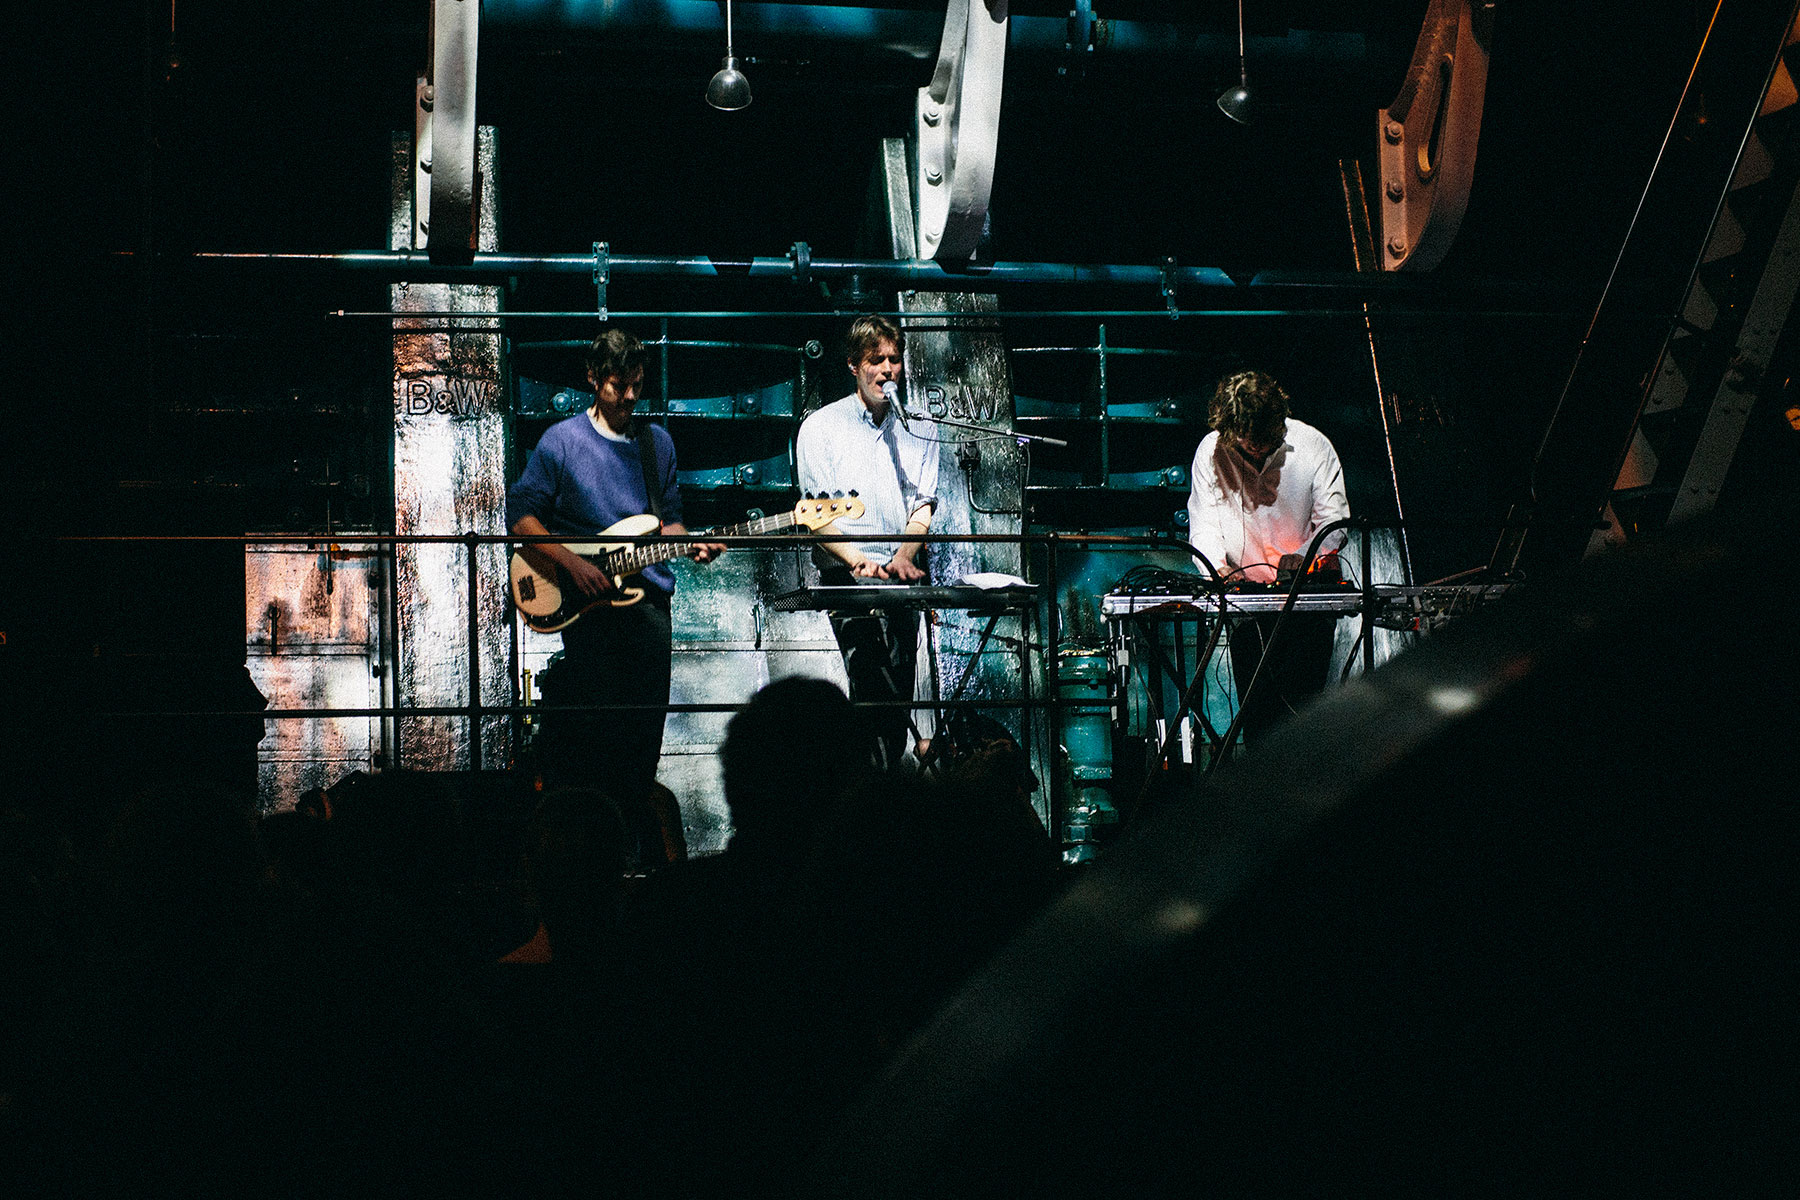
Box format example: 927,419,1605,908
667,548,849,854
252,656,381,813
877,138,917,260
655,753,732,857
423,0,480,264
390,126,511,771
665,642,847,855
247,544,380,654
898,290,1045,820
245,542,383,813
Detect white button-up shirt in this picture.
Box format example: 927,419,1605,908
795,393,940,567
1186,417,1349,583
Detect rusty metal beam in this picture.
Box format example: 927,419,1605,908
1377,0,1494,272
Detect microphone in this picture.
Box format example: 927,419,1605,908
880,380,911,429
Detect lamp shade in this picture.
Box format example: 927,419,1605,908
707,56,752,110
1217,83,1253,124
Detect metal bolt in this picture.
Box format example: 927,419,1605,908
924,104,941,126
1388,236,1407,257
1385,119,1403,143
925,166,942,185
1386,179,1403,201
419,157,432,173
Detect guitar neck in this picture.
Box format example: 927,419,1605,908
605,512,798,575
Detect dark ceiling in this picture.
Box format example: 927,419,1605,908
21,1,1709,274
7,0,1732,569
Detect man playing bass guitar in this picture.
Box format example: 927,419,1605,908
507,328,726,864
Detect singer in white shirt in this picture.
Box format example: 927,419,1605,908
795,315,940,768
795,319,939,581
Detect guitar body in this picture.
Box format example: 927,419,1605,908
507,493,862,634
509,513,660,633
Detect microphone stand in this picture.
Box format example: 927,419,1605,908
898,408,1069,449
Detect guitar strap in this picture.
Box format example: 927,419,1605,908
635,420,664,524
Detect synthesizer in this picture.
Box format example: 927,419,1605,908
1102,583,1515,630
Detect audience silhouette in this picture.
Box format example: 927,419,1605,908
1,677,1064,1198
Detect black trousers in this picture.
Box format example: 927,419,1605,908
537,596,673,859
821,567,920,771
1228,612,1338,744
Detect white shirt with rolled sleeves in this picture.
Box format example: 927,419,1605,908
795,393,941,569
1186,417,1350,584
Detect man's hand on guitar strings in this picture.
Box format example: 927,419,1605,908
565,555,613,596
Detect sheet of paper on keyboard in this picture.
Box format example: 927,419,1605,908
959,572,1033,590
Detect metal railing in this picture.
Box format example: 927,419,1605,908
44,517,1508,849
44,520,1452,728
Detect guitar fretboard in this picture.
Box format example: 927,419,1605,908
606,512,798,575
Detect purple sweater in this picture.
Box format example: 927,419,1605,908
506,416,683,594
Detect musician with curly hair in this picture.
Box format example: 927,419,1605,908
1186,369,1350,741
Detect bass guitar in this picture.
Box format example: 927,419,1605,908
509,492,865,632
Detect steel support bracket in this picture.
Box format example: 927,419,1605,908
1377,0,1493,272
412,76,433,250
916,0,1009,262
421,0,480,266
594,241,610,321
1672,174,1800,523
1160,256,1180,320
